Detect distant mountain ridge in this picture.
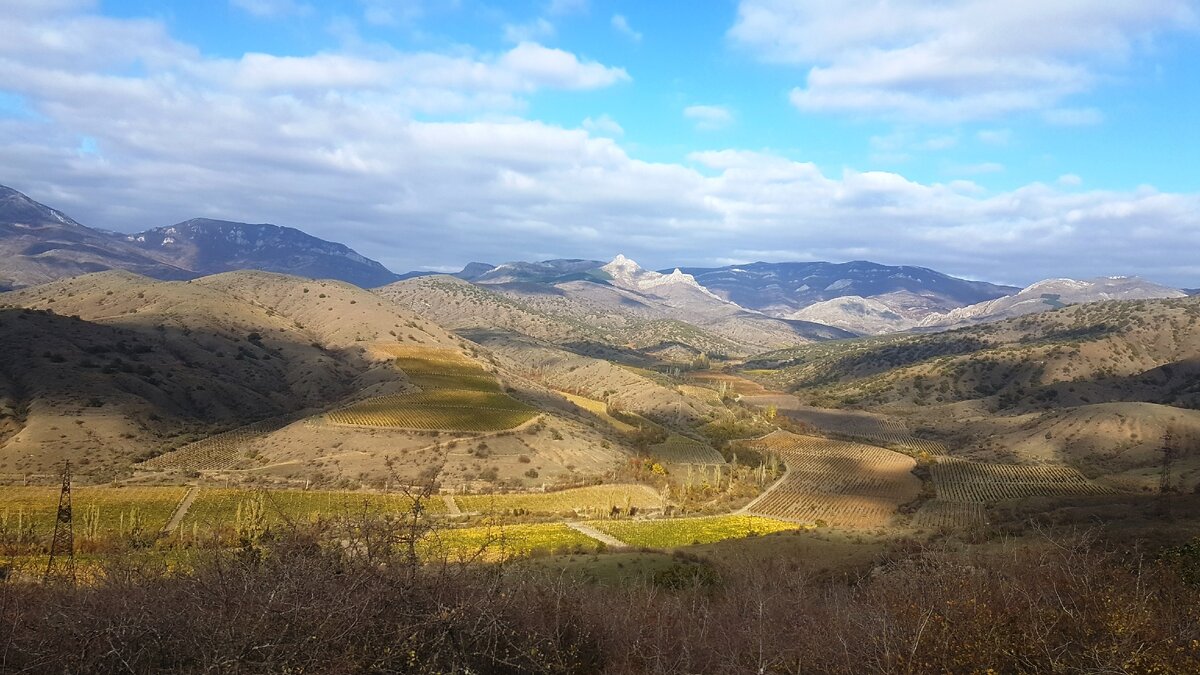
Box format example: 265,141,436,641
0,185,192,290
673,261,1017,319
123,218,400,288
918,277,1187,329
0,184,400,289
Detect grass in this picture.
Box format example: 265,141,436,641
0,486,187,538
456,484,664,516
588,515,801,548
183,488,448,529
421,522,600,561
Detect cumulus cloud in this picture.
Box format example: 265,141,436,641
731,0,1197,122
684,105,734,131
611,14,642,42
2,2,1200,287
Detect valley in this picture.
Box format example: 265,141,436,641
3,184,1200,673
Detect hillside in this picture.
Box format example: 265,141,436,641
0,270,670,485
743,294,1200,489
920,276,1186,329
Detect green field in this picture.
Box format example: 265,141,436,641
589,515,800,548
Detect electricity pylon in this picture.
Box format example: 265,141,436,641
44,461,75,585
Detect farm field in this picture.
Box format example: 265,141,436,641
421,522,600,561
137,417,296,472
931,458,1116,503
741,432,921,528
588,515,800,548
325,390,537,431
0,486,187,538
689,372,772,397
456,484,664,516
322,346,538,431
183,488,448,529
912,500,988,531
382,345,503,391
649,434,725,466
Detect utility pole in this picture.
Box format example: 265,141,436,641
44,461,75,585
1159,430,1176,495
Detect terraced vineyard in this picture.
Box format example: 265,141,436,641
742,432,921,528
649,434,725,466
326,391,537,431
138,417,296,472
325,347,538,431
912,500,987,531
588,515,799,548
931,458,1115,503
420,522,599,561
456,484,664,516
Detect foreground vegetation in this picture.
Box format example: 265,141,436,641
2,517,1199,673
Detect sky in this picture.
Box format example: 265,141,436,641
2,0,1199,286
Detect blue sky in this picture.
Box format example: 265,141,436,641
2,0,1199,285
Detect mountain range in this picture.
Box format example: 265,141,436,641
1,183,1193,340
0,185,399,290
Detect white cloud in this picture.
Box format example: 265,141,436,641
611,14,642,42
503,18,555,43
731,0,1198,122
582,114,624,136
499,42,629,90
684,105,734,131
230,0,311,18
1058,173,1083,187
2,2,1200,286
